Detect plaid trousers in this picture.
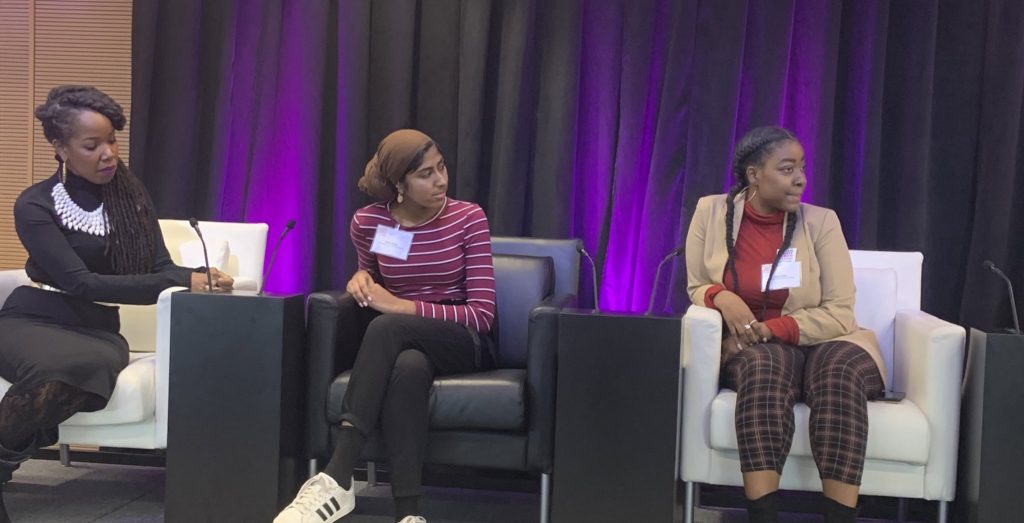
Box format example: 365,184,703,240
721,341,885,485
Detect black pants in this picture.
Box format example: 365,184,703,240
340,311,487,497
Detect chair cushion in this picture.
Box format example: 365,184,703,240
63,352,156,426
708,390,930,464
0,352,155,426
326,368,527,432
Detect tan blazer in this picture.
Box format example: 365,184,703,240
685,192,884,381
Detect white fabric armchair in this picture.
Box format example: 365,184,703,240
0,219,267,454
680,251,965,523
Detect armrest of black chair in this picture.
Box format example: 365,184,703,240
305,290,361,459
526,292,577,472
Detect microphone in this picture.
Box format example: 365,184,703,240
645,246,683,315
188,218,214,292
258,219,296,296
984,260,1021,334
576,244,600,313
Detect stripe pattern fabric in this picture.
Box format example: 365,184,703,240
350,198,496,334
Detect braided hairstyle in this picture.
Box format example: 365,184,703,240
726,126,800,317
34,85,156,275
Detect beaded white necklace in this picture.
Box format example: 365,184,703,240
51,182,108,236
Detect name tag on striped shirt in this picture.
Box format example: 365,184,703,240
370,224,414,260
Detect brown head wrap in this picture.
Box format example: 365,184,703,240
358,129,435,200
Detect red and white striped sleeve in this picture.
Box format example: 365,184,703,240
349,212,381,281
414,204,496,334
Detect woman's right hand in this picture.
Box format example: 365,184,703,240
190,269,233,292
721,333,744,370
190,272,211,292
346,270,375,307
713,290,761,347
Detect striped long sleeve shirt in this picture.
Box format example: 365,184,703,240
350,198,497,334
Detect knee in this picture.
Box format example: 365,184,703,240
365,314,402,338
363,314,416,346
34,355,118,382
733,344,787,376
390,350,433,390
808,351,871,396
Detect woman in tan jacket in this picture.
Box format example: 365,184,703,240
685,126,884,523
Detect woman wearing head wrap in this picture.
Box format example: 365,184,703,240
276,130,497,523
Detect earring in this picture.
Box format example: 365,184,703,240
59,157,67,185
747,186,758,201
396,192,404,204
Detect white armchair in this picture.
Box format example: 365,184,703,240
680,251,965,523
0,219,267,455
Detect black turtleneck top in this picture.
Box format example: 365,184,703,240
1,172,193,332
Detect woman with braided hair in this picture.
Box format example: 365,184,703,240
0,85,233,520
685,126,885,523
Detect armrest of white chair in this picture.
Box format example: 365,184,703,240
154,285,188,448
232,276,258,292
0,269,29,304
681,304,724,481
118,304,158,352
895,309,965,500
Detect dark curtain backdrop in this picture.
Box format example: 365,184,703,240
130,0,1024,331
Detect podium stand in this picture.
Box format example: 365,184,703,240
957,328,1024,523
551,310,684,523
165,291,306,523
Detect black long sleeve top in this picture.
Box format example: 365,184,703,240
1,172,194,332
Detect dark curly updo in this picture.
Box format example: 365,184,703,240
35,85,156,275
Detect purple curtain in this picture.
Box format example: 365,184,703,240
131,0,1024,331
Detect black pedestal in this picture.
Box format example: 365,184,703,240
165,291,306,523
956,328,1024,523
552,311,683,523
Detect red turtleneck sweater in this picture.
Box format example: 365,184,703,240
704,204,800,344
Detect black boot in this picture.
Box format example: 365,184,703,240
0,436,37,523
0,483,11,523
823,496,858,523
0,436,35,479
746,491,779,523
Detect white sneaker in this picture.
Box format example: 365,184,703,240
274,473,355,523
398,517,426,523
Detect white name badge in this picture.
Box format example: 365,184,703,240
370,224,414,260
762,248,800,291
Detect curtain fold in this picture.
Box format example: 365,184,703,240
131,0,1024,330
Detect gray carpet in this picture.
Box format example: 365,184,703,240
4,459,925,522
3,460,540,523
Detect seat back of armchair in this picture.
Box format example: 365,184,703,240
118,219,269,353
492,254,553,368
157,219,268,283
849,250,923,388
491,237,582,369
492,237,581,301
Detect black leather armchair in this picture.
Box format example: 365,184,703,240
304,237,580,523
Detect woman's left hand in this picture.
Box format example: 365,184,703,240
365,284,416,315
750,321,772,343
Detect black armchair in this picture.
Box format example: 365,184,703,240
304,237,580,523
